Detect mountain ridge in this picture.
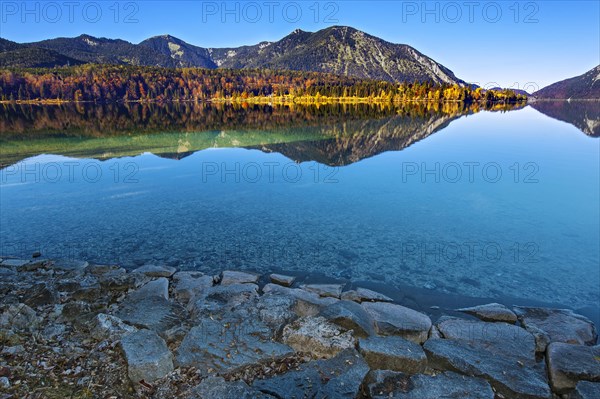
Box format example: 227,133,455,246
533,65,600,99
1,26,466,85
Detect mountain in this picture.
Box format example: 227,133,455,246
2,27,465,85
210,27,465,85
533,65,600,99
0,47,84,68
32,34,178,67
530,101,600,137
139,35,216,68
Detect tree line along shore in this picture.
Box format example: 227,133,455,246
0,65,528,105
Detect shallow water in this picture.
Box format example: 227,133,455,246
1,103,598,311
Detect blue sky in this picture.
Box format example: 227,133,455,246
1,1,598,89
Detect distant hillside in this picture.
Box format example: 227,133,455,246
533,65,600,99
2,27,466,85
32,34,178,67
139,35,216,69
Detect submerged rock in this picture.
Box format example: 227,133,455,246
220,270,260,285
546,342,600,393
132,264,177,278
364,370,495,399
121,329,174,384
457,303,517,323
253,349,369,398
358,335,426,373
362,302,432,344
282,316,356,359
514,306,598,346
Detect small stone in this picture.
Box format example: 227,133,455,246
132,264,177,278
514,306,597,346
341,287,393,303
358,335,427,373
32,251,41,258
546,342,600,393
282,316,356,358
269,273,296,287
0,376,9,388
362,301,432,344
220,270,260,285
1,345,24,356
457,303,517,323
121,329,174,384
300,284,344,298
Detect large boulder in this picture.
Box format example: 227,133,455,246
424,338,551,399
121,329,174,384
263,283,338,316
91,313,137,341
546,342,600,393
175,315,293,373
172,272,213,304
362,302,432,344
319,300,376,337
514,307,597,346
341,287,393,303
0,303,39,333
358,335,426,373
220,270,259,285
253,349,369,398
571,381,600,399
282,316,356,359
364,370,495,399
132,264,177,278
192,283,259,315
300,284,344,299
116,295,184,334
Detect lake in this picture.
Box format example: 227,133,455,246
1,101,598,316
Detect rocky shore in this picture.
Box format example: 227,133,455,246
0,256,598,399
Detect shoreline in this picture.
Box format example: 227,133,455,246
1,255,599,398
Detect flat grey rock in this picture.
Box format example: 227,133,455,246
358,335,426,373
132,264,177,278
300,283,343,298
172,272,213,304
51,259,89,271
546,342,600,393
436,317,536,359
253,349,369,399
116,295,184,333
0,303,39,332
176,315,293,373
269,273,295,287
424,338,552,399
121,329,173,384
457,303,517,323
91,313,137,341
282,316,356,359
192,283,259,315
341,287,393,303
364,370,495,399
220,270,260,285
571,381,600,399
130,277,169,300
263,283,338,316
255,292,297,331
514,306,598,346
0,258,30,268
319,300,376,337
362,301,432,344
191,376,274,399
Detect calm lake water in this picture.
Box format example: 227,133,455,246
1,102,598,313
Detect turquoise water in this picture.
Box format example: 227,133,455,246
1,105,598,310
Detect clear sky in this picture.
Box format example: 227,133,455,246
1,0,598,89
